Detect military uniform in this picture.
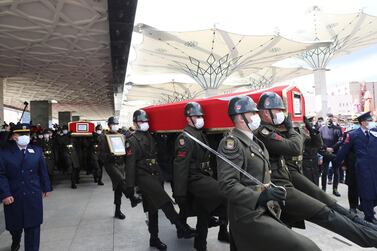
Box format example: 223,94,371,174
39,135,55,183
302,127,322,186
56,132,80,189
218,128,319,251
126,110,195,250
89,131,104,185
174,125,227,250
255,92,377,248
98,131,127,210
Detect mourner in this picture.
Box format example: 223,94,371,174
173,102,229,251
335,112,377,223
255,91,377,248
125,109,196,250
217,95,320,251
0,123,51,251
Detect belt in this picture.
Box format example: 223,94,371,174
66,144,73,149
44,150,52,155
291,155,303,161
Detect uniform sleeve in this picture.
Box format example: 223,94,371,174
173,135,193,198
334,133,353,168
217,137,260,210
38,148,52,192
0,153,11,200
305,130,323,149
125,139,137,188
258,127,303,156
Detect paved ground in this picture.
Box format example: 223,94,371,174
0,173,376,251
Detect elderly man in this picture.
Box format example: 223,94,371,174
0,123,51,251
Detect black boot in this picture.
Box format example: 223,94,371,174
71,183,77,189
130,195,142,208
208,216,221,228
217,225,230,243
160,202,196,239
150,237,167,250
11,241,20,251
114,204,125,220
97,180,104,186
333,189,341,197
331,203,377,231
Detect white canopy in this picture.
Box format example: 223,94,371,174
129,25,326,89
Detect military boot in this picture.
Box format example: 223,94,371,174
11,241,20,251
114,204,125,220
217,225,230,243
150,237,167,250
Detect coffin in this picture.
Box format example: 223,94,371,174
68,121,95,136
143,85,305,133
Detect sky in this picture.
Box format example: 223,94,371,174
126,0,377,94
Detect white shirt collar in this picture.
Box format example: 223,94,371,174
17,145,27,151
239,129,254,141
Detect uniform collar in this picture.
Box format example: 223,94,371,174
238,128,254,141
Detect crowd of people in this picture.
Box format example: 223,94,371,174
1,91,377,251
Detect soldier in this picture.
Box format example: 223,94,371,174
89,124,104,185
173,102,228,251
125,110,196,250
302,116,322,186
217,95,319,251
39,129,55,186
99,117,141,220
56,125,80,189
254,91,377,248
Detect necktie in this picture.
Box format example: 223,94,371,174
22,149,26,154
365,131,369,139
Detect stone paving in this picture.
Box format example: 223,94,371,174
0,173,376,251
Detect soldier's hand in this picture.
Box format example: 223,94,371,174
2,196,14,205
43,192,49,198
283,113,292,130
257,187,286,208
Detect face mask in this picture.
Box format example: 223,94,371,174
38,135,43,139
194,118,204,129
351,124,360,130
367,122,376,130
248,114,261,130
63,130,68,135
273,112,285,125
110,124,119,132
17,135,30,147
96,130,102,135
44,134,50,140
139,122,149,132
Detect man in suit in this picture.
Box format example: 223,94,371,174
0,123,51,251
335,112,377,223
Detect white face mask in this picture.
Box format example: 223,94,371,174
44,134,50,140
63,129,68,135
194,118,204,129
367,122,376,130
17,135,30,147
248,114,261,131
139,122,149,132
96,130,102,135
38,135,43,139
110,124,119,132
273,112,285,125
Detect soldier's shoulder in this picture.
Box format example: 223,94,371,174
175,132,192,148
255,125,274,137
219,134,240,153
